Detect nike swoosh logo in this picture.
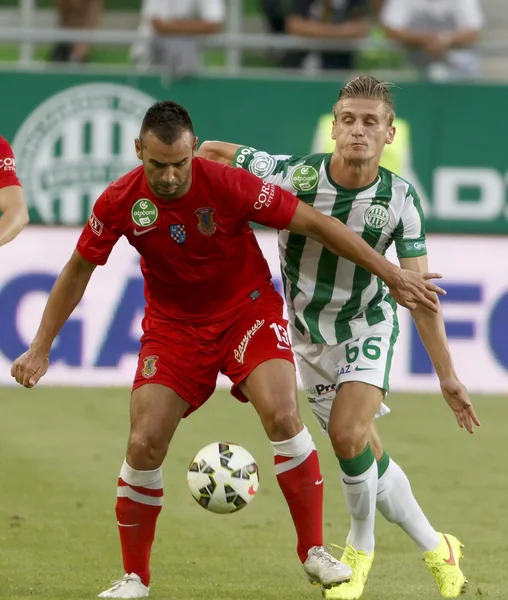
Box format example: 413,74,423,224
117,522,140,528
342,478,368,485
443,534,456,566
355,367,375,371
133,226,157,236
315,479,323,485
277,344,291,350
248,484,257,496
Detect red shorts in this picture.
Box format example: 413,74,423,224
132,284,295,416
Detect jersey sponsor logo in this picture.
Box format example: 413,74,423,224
254,182,275,210
290,165,318,192
405,240,427,252
235,147,255,166
132,199,158,227
0,157,16,172
89,212,104,236
195,207,217,236
12,83,155,225
314,382,337,396
364,204,389,230
141,355,158,378
249,152,276,178
169,224,186,243
338,365,352,375
234,319,265,364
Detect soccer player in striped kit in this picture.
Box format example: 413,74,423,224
198,75,480,599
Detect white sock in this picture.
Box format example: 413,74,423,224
377,458,440,552
340,450,378,555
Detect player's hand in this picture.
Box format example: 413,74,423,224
440,376,480,434
388,269,445,312
11,348,49,388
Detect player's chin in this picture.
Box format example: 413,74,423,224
156,186,180,199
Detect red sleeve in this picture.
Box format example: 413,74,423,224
223,166,299,230
76,190,122,266
0,136,21,189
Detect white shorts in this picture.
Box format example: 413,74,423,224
290,320,399,433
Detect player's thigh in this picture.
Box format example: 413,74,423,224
330,321,396,440
127,383,189,469
289,322,336,435
223,289,300,441
133,323,220,419
289,321,394,436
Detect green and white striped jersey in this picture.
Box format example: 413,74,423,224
233,146,428,345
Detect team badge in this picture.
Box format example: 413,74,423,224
141,355,158,379
195,207,217,236
364,204,389,230
169,224,186,243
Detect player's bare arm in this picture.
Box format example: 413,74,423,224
287,200,445,313
400,255,480,434
0,184,29,247
11,250,96,388
196,141,240,166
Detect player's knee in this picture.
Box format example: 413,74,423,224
261,398,302,441
126,430,169,470
328,419,369,459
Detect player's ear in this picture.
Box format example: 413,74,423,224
386,125,395,146
192,136,199,152
135,138,142,160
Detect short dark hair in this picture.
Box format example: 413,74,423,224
334,76,395,125
140,100,195,145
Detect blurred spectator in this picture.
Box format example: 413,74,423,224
285,0,370,70
260,0,288,34
50,0,103,63
132,0,225,76
380,0,484,80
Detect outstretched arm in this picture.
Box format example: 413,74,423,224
197,141,242,166
11,250,96,387
400,255,480,433
287,200,445,312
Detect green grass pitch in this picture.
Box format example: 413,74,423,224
0,387,505,599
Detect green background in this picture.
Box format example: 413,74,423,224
3,70,507,233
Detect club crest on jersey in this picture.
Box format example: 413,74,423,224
195,207,217,236
141,355,158,379
169,224,186,243
364,204,389,230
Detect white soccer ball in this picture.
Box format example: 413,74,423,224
187,442,260,514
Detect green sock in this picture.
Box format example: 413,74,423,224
337,443,375,477
377,450,390,478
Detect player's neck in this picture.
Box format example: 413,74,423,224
329,154,379,190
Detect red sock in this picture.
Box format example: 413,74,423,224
115,461,163,587
273,428,324,562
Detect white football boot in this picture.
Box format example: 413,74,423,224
303,546,353,587
98,573,149,598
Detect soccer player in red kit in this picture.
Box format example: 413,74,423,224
0,136,29,247
12,102,444,599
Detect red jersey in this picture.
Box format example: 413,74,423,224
0,136,21,189
77,157,299,324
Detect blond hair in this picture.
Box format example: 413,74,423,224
334,76,395,124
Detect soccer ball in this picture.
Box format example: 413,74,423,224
187,442,260,514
